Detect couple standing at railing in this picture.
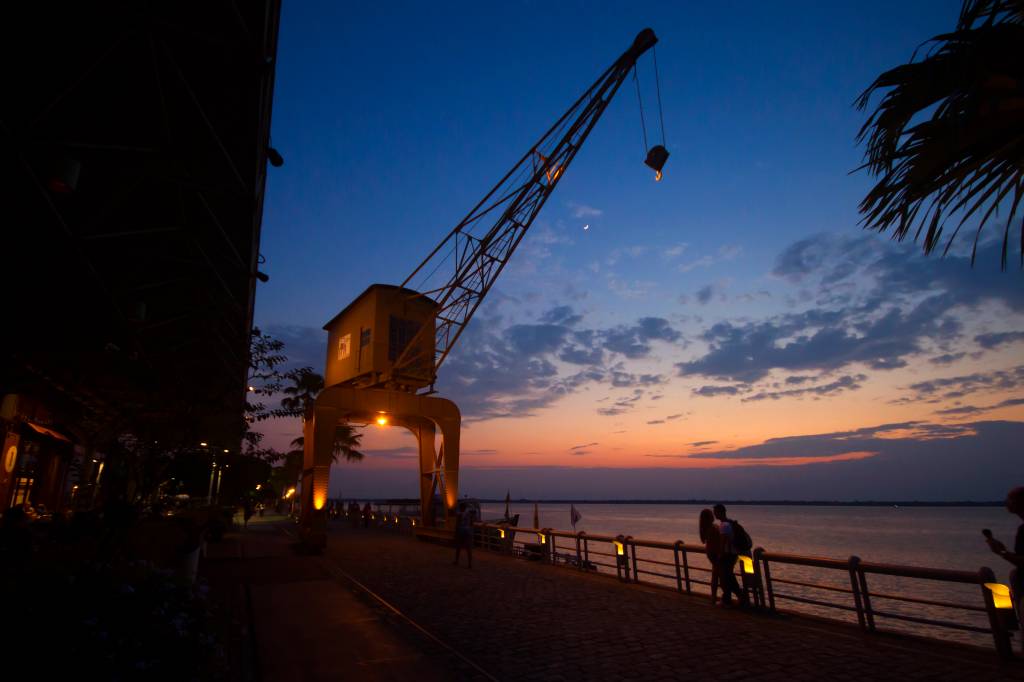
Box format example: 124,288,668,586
699,504,752,608
986,486,1024,645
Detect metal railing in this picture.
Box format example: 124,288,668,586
472,521,1016,658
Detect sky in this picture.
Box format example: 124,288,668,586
255,1,1024,501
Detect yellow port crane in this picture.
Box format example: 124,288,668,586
300,29,667,547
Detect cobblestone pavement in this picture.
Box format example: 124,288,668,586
322,521,1024,682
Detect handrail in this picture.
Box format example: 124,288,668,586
470,520,1015,659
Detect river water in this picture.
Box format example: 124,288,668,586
478,502,1020,649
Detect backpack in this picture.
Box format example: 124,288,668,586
729,518,753,554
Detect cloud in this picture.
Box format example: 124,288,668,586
666,414,683,420
692,384,747,397
664,243,688,259
506,324,570,355
929,352,967,365
741,374,866,402
571,442,598,451
903,366,1024,402
363,446,418,460
689,440,718,447
263,324,326,370
934,397,1024,417
646,419,665,425
975,331,1024,350
672,234,1020,385
596,389,646,416
539,305,583,327
690,421,976,460
676,294,954,382
567,201,602,218
678,244,742,273
696,285,714,305
603,317,682,358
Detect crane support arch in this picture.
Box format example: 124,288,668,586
298,386,461,548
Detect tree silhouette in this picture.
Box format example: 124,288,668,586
855,0,1024,268
279,369,364,463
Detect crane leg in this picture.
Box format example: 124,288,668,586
300,386,462,546
299,404,339,550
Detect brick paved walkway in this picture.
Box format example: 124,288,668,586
323,520,1024,682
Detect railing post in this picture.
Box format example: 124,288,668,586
857,566,875,632
542,527,553,564
762,554,776,612
575,531,584,570
681,542,692,594
751,547,766,608
848,555,866,631
583,533,590,568
673,541,683,593
627,535,638,584
979,566,1013,659
615,534,628,582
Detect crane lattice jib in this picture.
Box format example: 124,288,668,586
394,29,659,388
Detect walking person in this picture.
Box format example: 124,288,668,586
453,501,476,568
985,486,1024,641
699,508,721,604
362,502,372,528
714,504,749,608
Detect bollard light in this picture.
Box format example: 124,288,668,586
738,555,755,574
614,540,625,556
376,411,388,426
538,533,546,544
985,582,1013,609
499,528,506,539
412,519,417,527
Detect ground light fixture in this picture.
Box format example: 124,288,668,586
614,540,625,556
985,582,1013,609
376,412,388,426
738,555,755,574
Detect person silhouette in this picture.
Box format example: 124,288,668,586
713,504,749,608
453,501,476,568
699,508,721,604
985,486,1023,639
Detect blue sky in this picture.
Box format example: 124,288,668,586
255,1,1024,500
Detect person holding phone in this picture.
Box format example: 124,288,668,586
986,486,1024,644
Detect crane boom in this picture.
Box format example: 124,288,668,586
390,29,659,390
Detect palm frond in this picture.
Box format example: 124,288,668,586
855,1,1024,268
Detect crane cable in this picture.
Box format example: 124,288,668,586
653,45,667,146
633,65,648,156
634,48,667,155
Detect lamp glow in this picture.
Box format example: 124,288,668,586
376,412,388,426
985,582,1013,609
285,487,295,499
738,555,755,574
614,540,625,556
200,441,208,447
538,533,546,544
313,492,326,510
255,484,262,491
499,528,505,539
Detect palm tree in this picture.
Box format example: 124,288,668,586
278,367,324,419
278,368,365,462
289,433,364,463
855,0,1024,268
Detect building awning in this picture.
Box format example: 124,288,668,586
25,421,72,444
